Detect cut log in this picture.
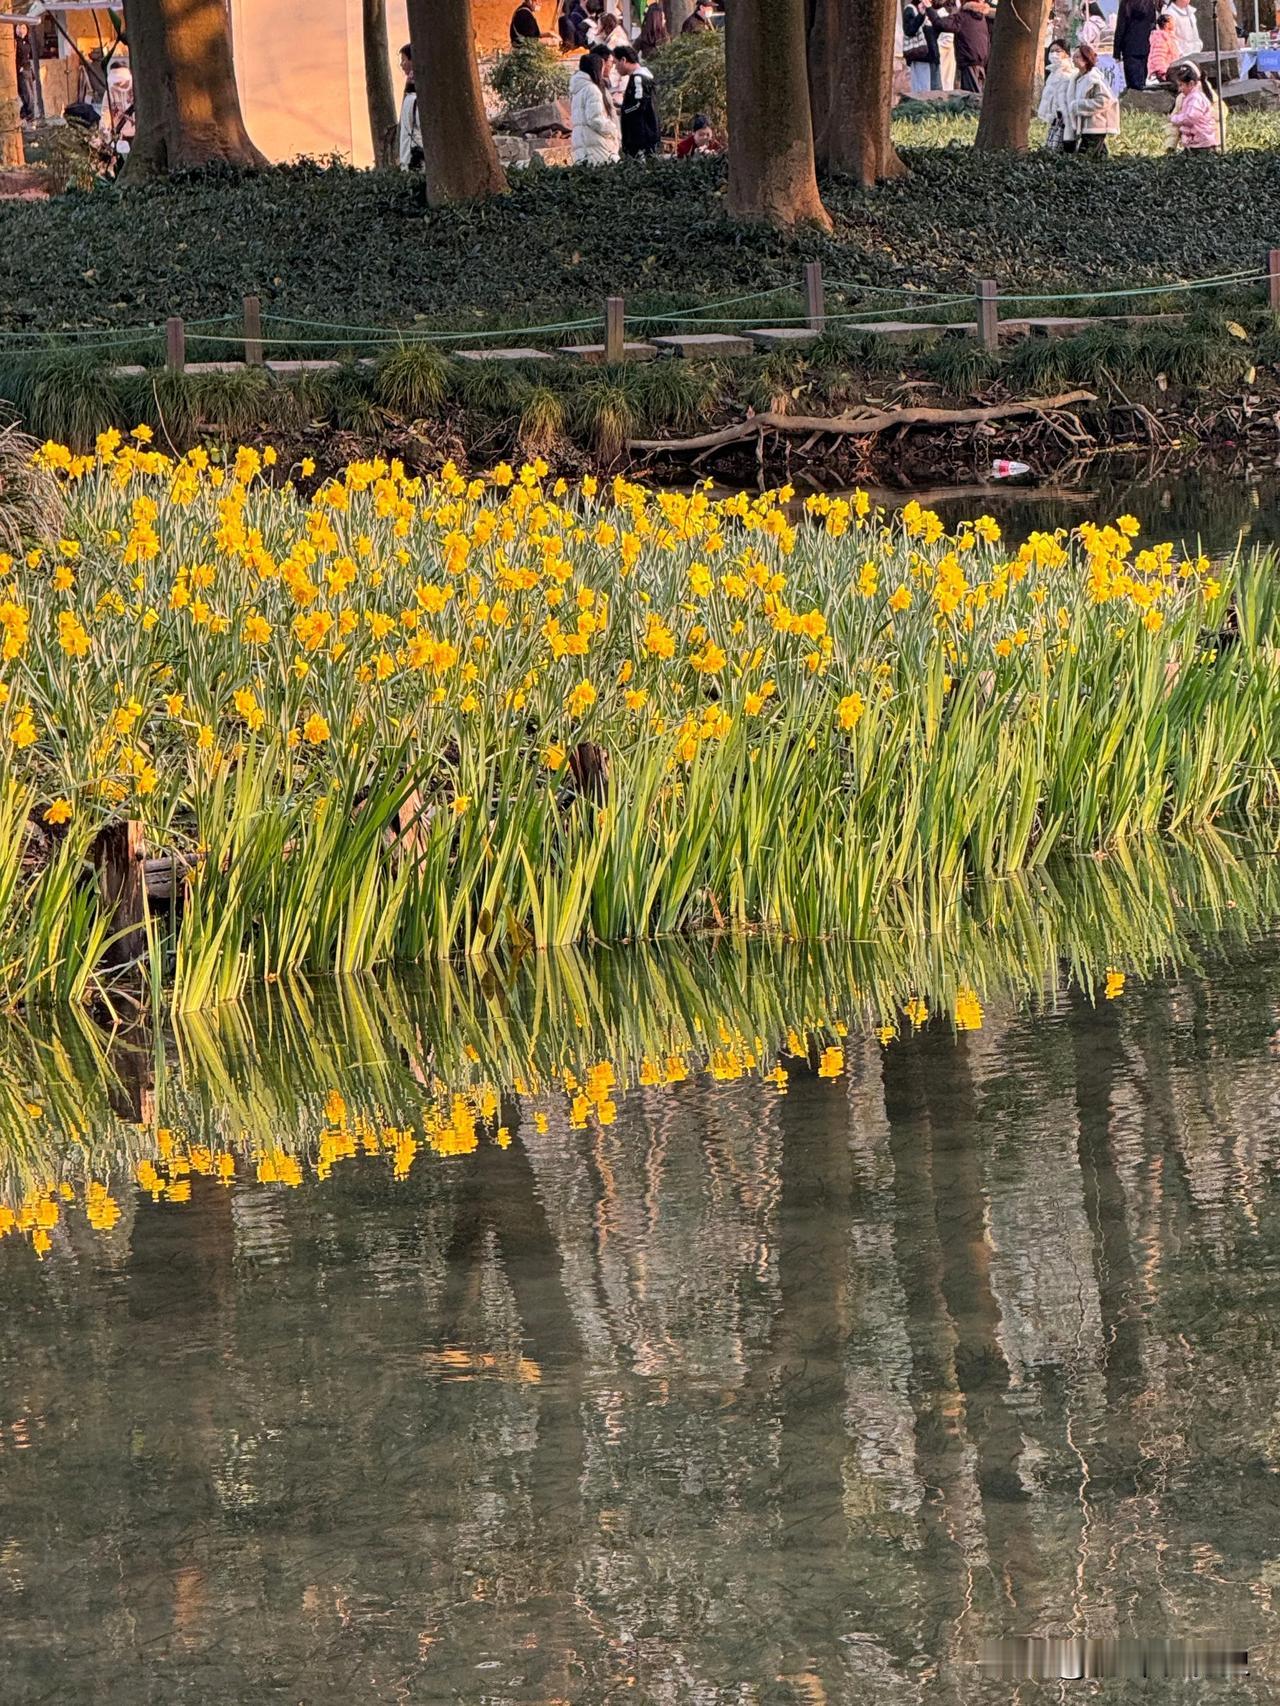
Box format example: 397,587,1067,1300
627,391,1097,453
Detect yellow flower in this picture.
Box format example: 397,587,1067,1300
303,712,330,745
451,794,471,817
300,456,316,478
543,743,567,771
837,691,865,731
131,424,154,443
888,586,912,613
1142,608,1164,634
10,707,37,749
195,723,215,751
565,679,597,719
43,798,73,826
165,693,186,719
57,611,91,657
241,612,273,645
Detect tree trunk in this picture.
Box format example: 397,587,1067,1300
807,0,905,185
666,0,696,30
126,0,266,175
726,0,831,228
405,0,507,204
1193,0,1238,65
975,0,1050,150
0,27,23,169
362,0,399,167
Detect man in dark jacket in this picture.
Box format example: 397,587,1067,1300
935,0,994,92
614,44,661,155
1113,0,1157,88
682,0,717,34
510,1,542,44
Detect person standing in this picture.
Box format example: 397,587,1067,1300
510,0,543,44
1113,0,1157,84
613,43,660,153
398,44,422,168
903,2,943,93
1038,38,1076,147
1068,41,1120,151
934,0,994,92
1166,0,1202,58
1146,11,1179,79
14,23,42,123
637,1,670,51
570,51,621,162
682,0,717,34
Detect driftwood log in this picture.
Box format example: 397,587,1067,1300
628,391,1098,455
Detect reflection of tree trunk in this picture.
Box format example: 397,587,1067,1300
443,1123,585,1552
772,1076,853,1675
666,0,696,28
807,0,906,183
975,0,1051,150
726,0,831,228
405,0,507,204
880,1040,974,1614
362,0,399,167
126,0,266,175
917,1029,1037,1615
1069,989,1143,1413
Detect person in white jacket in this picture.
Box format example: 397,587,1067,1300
1167,0,1203,58
570,54,622,164
1069,41,1121,152
1038,38,1076,147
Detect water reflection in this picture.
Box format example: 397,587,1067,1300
2,841,1280,1701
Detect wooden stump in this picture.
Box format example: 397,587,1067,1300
95,819,147,969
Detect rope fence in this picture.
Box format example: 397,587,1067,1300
0,252,1276,369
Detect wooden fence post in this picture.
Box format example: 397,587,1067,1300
244,294,264,366
165,315,186,374
1268,249,1280,314
977,278,999,353
605,295,625,364
95,819,147,969
804,261,825,332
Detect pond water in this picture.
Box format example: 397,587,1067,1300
3,848,1280,1701
872,458,1280,563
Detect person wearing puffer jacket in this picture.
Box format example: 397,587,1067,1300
570,53,622,164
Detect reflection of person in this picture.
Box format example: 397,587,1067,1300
1114,0,1157,86
15,23,42,123
398,44,422,169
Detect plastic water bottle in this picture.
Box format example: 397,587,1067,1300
990,459,1031,479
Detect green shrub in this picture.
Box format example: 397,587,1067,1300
650,31,726,133
488,41,569,113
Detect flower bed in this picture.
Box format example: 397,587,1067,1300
0,437,1276,1010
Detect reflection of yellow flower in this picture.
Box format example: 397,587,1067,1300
1104,968,1125,1000
955,987,983,1031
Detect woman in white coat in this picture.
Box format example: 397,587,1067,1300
570,53,622,164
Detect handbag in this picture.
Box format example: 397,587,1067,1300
904,28,932,60
1045,113,1065,150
